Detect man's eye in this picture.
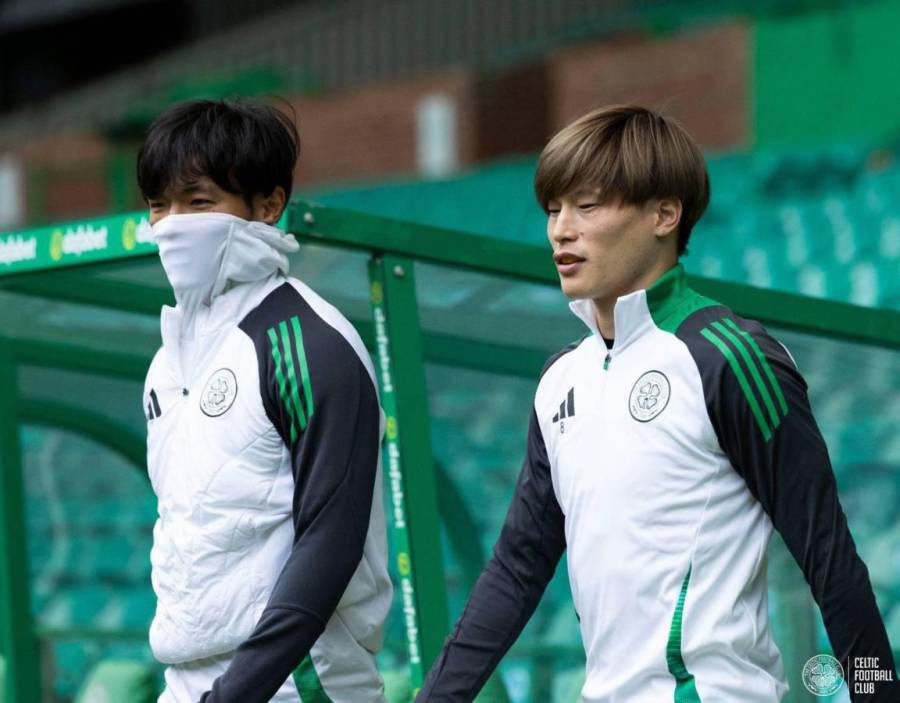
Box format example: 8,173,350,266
148,202,165,210
547,208,560,216
578,203,598,210
191,199,213,206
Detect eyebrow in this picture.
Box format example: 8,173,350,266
163,181,214,197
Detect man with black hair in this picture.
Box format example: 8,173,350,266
138,98,392,702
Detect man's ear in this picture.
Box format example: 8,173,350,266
654,197,682,239
253,186,287,225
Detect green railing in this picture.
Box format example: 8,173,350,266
1,201,898,702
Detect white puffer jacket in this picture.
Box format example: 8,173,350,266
143,216,391,702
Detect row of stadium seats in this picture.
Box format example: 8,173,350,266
691,145,900,307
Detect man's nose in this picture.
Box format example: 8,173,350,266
150,202,187,225
549,206,579,244
167,202,190,216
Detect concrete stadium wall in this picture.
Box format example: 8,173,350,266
9,21,750,224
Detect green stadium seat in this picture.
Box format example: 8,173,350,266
871,259,900,307
382,668,411,703
848,260,880,307
118,588,155,629
50,587,113,628
74,660,158,703
53,641,92,700
91,534,142,580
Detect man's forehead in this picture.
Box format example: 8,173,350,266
162,176,217,196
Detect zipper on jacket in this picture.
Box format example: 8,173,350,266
182,388,189,396
603,351,612,371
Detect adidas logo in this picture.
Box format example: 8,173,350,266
552,388,575,431
146,389,162,420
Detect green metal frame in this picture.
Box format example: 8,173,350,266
368,256,449,690
0,340,41,703
1,201,899,703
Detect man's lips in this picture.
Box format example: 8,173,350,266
554,251,585,274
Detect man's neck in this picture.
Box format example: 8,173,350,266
592,301,616,340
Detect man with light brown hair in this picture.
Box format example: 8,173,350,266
417,106,896,702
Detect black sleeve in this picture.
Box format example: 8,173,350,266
201,283,381,703
680,310,898,702
416,407,566,702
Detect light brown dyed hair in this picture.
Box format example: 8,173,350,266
534,105,710,255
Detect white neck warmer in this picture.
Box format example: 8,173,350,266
146,212,300,373
151,212,300,335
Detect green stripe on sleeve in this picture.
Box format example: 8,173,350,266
267,326,297,444
700,327,772,442
711,321,781,431
724,318,789,417
290,316,314,420
293,654,332,702
278,320,308,431
666,564,701,702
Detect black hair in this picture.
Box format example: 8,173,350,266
136,98,299,205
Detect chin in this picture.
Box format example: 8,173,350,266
559,281,589,300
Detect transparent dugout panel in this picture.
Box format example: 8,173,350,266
21,426,157,701
426,362,583,703
767,328,900,703
0,288,160,358
18,365,146,438
415,263,586,701
414,261,584,354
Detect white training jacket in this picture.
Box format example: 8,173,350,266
419,263,896,703
143,224,392,702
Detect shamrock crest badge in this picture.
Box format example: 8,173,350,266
629,370,671,422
